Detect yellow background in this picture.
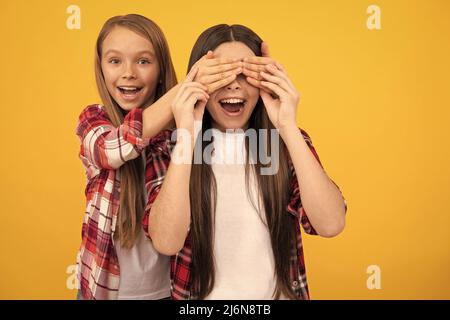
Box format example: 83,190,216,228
1,0,449,299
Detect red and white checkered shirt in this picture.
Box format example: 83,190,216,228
75,104,150,300
142,128,338,300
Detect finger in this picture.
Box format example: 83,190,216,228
190,51,215,73
181,81,209,91
193,99,207,122
266,64,297,92
194,51,214,65
261,41,270,57
196,51,212,63
173,80,190,103
182,92,209,113
265,64,287,78
265,64,295,92
260,71,293,95
178,87,209,107
274,61,285,72
176,81,208,103
246,76,275,95
187,92,209,110
246,76,262,88
207,74,237,93
242,62,266,74
203,57,239,67
260,89,275,106
182,87,209,101
206,62,243,74
242,68,261,81
184,66,199,83
242,56,275,65
201,67,242,85
260,80,287,98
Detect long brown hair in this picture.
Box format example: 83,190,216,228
95,14,177,248
187,24,297,299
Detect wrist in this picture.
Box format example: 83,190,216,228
172,129,196,165
175,120,203,143
278,122,298,139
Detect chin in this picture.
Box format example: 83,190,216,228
117,98,146,111
118,103,138,112
214,120,246,131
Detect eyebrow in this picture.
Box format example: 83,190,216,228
103,49,156,57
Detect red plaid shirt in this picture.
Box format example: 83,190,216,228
76,104,150,300
142,128,333,300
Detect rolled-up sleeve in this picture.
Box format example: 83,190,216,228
286,129,322,235
142,131,173,240
76,104,150,170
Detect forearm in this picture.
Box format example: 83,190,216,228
142,84,180,138
148,135,193,255
280,125,346,237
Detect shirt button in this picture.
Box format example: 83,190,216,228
292,281,299,288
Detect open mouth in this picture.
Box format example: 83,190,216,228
219,98,246,114
117,86,143,99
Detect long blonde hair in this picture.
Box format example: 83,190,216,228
94,14,177,248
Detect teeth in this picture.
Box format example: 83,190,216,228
220,98,244,104
119,86,139,90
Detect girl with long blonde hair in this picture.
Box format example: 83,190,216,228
75,13,179,300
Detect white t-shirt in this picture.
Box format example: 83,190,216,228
115,229,171,300
114,150,171,300
204,129,279,300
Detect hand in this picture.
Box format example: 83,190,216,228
242,42,281,96
171,67,209,140
258,63,300,133
193,51,243,94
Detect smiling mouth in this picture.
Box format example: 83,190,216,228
117,86,143,94
219,98,246,113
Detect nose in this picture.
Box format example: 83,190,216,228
226,78,241,91
121,62,137,79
